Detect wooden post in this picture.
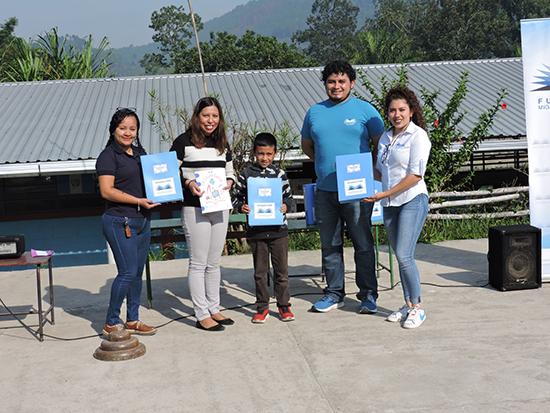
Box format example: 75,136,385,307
187,0,207,95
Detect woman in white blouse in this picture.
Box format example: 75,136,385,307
366,86,431,329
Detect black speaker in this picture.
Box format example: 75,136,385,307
488,225,541,291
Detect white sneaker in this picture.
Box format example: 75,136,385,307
386,305,411,323
403,305,426,329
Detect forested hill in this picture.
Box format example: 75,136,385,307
109,0,376,76
200,0,376,43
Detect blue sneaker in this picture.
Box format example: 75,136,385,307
312,296,344,312
360,293,377,314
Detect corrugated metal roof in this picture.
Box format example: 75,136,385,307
0,58,525,177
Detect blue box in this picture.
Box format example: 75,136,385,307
247,177,283,226
141,152,183,203
303,183,317,225
335,153,375,203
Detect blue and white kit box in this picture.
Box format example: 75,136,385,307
247,177,283,226
140,151,183,203
335,152,375,203
195,168,232,213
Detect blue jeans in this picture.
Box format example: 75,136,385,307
315,189,377,302
383,194,429,305
102,213,151,325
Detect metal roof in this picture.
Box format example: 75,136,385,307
0,58,525,177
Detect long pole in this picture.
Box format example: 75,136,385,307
188,0,207,95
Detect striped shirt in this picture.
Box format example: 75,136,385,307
170,132,235,208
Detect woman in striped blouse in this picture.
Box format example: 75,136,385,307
170,97,235,331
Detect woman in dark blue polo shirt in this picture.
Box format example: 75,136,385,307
96,108,159,336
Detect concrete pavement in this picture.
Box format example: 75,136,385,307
1,238,549,412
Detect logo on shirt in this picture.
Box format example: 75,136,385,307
344,118,357,126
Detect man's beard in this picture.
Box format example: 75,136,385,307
328,90,351,104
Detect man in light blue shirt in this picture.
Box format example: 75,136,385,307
301,60,385,313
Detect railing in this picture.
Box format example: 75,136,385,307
428,186,529,220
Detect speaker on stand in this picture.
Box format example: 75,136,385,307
488,224,541,291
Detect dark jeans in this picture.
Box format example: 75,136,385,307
102,213,150,325
249,236,290,311
314,189,377,302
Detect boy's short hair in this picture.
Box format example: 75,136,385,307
253,132,277,152
321,60,356,83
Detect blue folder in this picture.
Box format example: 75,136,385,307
247,177,283,226
371,180,384,224
304,183,317,225
335,153,375,203
140,152,183,203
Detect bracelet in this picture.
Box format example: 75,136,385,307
137,198,140,211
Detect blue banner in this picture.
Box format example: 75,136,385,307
521,18,550,280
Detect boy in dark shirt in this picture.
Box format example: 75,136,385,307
232,133,294,323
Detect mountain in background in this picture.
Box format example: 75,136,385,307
200,0,375,44
109,0,376,77
108,43,160,77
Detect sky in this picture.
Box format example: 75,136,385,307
3,0,249,48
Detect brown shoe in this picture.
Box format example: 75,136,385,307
102,323,124,336
125,320,157,336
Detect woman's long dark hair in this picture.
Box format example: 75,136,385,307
105,108,143,149
384,87,427,132
186,97,227,155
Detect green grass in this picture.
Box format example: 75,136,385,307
420,215,529,244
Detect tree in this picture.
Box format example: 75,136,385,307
2,38,43,82
359,0,432,63
292,0,359,64
0,17,17,46
179,30,313,73
417,0,515,61
140,5,202,74
237,30,312,71
2,28,112,82
0,17,19,79
500,0,550,51
360,0,550,63
349,26,417,65
35,28,112,79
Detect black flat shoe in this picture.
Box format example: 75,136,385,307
215,318,234,326
195,320,225,331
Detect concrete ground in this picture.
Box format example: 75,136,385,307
1,238,549,413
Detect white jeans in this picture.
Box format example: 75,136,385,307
182,206,229,321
